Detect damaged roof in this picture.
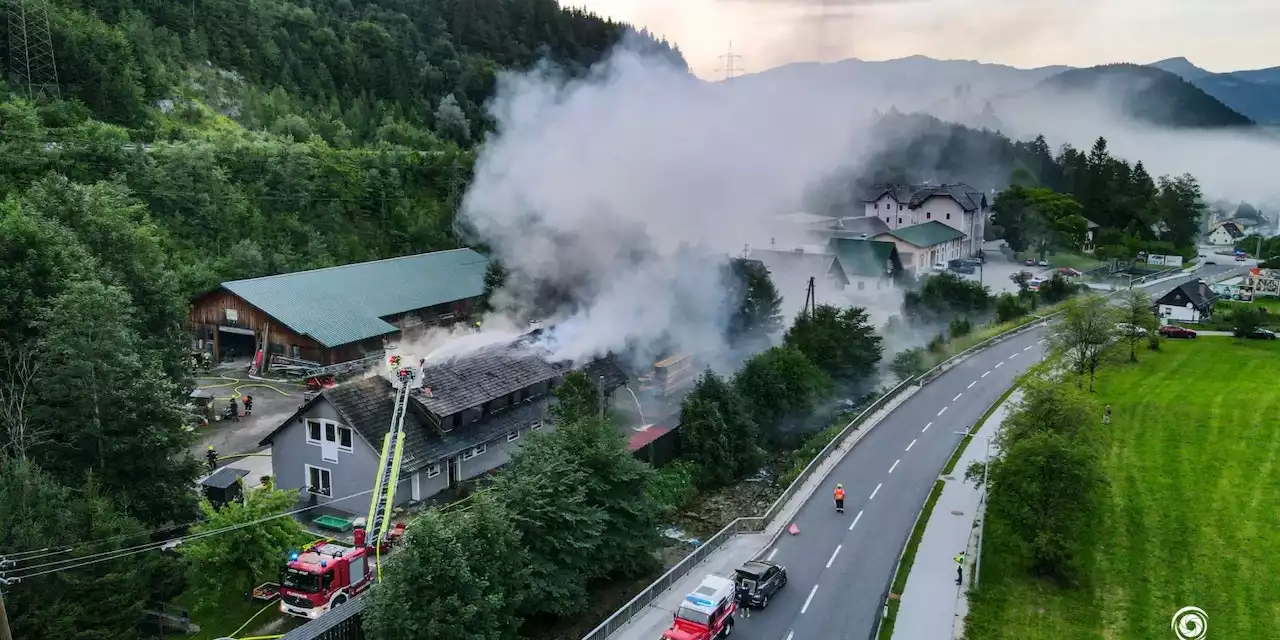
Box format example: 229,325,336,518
413,344,565,417
219,248,489,348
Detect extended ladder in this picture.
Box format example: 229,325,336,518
364,354,421,579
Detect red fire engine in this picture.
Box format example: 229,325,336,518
277,351,422,620
662,574,737,640
278,542,375,619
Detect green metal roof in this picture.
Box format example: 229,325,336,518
878,221,966,248
825,238,900,277
222,248,490,348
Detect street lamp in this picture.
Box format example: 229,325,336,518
955,428,994,588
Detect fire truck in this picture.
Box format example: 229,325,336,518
662,574,737,640
277,351,422,620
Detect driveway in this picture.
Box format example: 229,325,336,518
189,368,306,484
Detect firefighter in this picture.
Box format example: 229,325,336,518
955,551,965,585
206,445,218,472
227,396,240,422
242,394,254,416
833,483,845,513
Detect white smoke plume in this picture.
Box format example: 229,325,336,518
455,33,889,371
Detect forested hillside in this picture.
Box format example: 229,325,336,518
1029,64,1254,128
0,1,683,638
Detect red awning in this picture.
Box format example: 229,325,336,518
628,425,671,451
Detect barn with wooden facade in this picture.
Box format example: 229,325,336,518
189,248,490,369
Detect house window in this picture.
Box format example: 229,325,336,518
462,407,482,424
898,204,904,211
897,218,902,225
946,213,951,220
306,465,332,497
425,463,441,479
508,431,521,442
885,217,889,223
857,281,865,291
291,345,301,358
461,443,487,461
530,420,543,431
307,419,353,452
926,212,931,219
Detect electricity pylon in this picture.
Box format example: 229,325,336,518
7,0,62,101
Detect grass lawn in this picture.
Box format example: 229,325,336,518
965,337,1280,639
1012,251,1103,271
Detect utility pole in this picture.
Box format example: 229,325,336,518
803,276,817,318
718,41,744,81
6,0,61,101
0,567,14,640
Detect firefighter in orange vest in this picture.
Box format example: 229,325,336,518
834,483,845,513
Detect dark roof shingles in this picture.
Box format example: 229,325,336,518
862,183,986,212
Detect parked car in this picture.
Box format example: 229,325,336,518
1158,325,1198,339
949,262,976,274
1057,267,1082,277
1116,322,1149,337
932,261,948,273
1241,327,1277,340
1024,258,1036,266
1037,259,1049,267
734,560,788,609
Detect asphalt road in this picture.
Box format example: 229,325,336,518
733,326,1050,640
724,267,1247,640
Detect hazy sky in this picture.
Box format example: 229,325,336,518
571,0,1280,79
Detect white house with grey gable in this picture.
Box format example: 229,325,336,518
259,342,628,518
861,183,987,258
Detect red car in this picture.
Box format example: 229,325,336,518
1158,325,1197,339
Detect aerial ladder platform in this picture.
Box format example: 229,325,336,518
359,352,422,579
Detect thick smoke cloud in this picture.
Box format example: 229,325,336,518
456,33,885,370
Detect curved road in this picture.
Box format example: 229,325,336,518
735,326,1050,640
724,269,1241,640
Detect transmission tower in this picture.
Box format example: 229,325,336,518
7,0,61,101
718,41,744,81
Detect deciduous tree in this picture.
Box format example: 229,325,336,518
678,370,762,487
1051,294,1116,391
724,258,784,351
1117,289,1157,362
181,483,308,602
783,304,884,382
733,346,832,439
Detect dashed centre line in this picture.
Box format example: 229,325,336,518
905,438,916,452
801,584,819,614
849,510,863,531
869,483,882,500
953,392,963,402
826,545,842,568
1023,345,1033,351
995,361,1004,368
1009,352,1019,359
786,631,795,640
967,381,976,389
982,370,991,378
889,459,900,474
938,406,948,416
923,421,932,432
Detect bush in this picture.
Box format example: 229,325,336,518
995,292,1028,322
778,421,846,487
645,461,700,517
890,347,927,381
948,316,973,338
1232,306,1266,337
1038,274,1076,304
927,333,946,354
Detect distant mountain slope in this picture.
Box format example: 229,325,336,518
1150,57,1280,123
1032,64,1253,128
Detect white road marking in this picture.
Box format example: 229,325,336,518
982,370,990,378
923,422,932,432
1023,345,1033,351
869,483,882,500
953,392,963,402
785,632,794,640
906,439,916,452
826,545,843,568
849,510,863,530
967,381,976,389
767,548,778,561
889,459,900,473
938,406,948,416
995,361,1004,368
1009,352,1019,359
801,584,819,614
1038,339,1045,344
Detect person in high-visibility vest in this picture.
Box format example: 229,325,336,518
955,552,965,585
833,483,845,513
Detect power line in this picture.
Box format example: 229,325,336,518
0,486,376,582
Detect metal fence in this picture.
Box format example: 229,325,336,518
276,597,367,640
580,311,1069,640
